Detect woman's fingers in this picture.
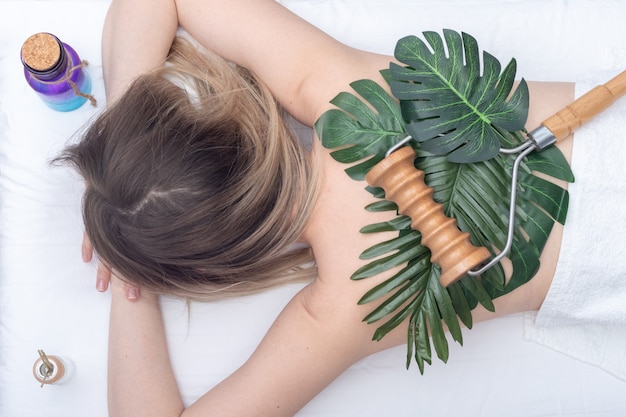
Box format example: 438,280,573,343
96,261,112,293
125,285,140,301
84,231,112,293
82,230,93,263
109,270,141,302
84,230,140,300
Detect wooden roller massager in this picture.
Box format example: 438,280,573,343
366,69,626,287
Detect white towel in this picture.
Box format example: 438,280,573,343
524,68,626,381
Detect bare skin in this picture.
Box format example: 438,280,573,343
94,1,575,416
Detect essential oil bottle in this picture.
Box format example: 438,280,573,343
32,350,74,387
21,32,95,112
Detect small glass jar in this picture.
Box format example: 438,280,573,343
33,353,73,386
21,32,93,112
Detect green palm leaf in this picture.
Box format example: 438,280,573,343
314,29,574,372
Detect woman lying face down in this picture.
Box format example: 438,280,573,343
55,0,586,416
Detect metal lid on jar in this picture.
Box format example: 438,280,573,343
21,32,65,75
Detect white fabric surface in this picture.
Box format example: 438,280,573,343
524,69,626,381
2,1,626,417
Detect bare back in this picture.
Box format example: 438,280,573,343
302,80,575,350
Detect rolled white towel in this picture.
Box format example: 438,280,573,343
525,67,626,381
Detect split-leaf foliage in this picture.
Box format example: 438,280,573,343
314,30,574,373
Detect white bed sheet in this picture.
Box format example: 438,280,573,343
1,1,626,416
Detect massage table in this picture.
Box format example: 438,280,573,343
1,0,626,415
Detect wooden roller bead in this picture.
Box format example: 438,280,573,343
366,146,490,286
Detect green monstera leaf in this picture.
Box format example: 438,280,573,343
315,29,574,373
389,30,529,163
316,78,406,180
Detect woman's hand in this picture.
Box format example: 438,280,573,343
83,231,140,300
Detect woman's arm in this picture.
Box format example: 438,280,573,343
107,280,184,417
107,276,401,417
102,0,179,102
103,0,393,123
173,0,393,125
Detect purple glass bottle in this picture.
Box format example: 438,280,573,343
21,33,94,112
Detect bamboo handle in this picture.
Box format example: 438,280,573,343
542,69,626,141
366,146,491,286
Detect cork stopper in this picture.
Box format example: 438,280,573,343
21,33,62,72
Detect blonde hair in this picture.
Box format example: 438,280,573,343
57,37,319,300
